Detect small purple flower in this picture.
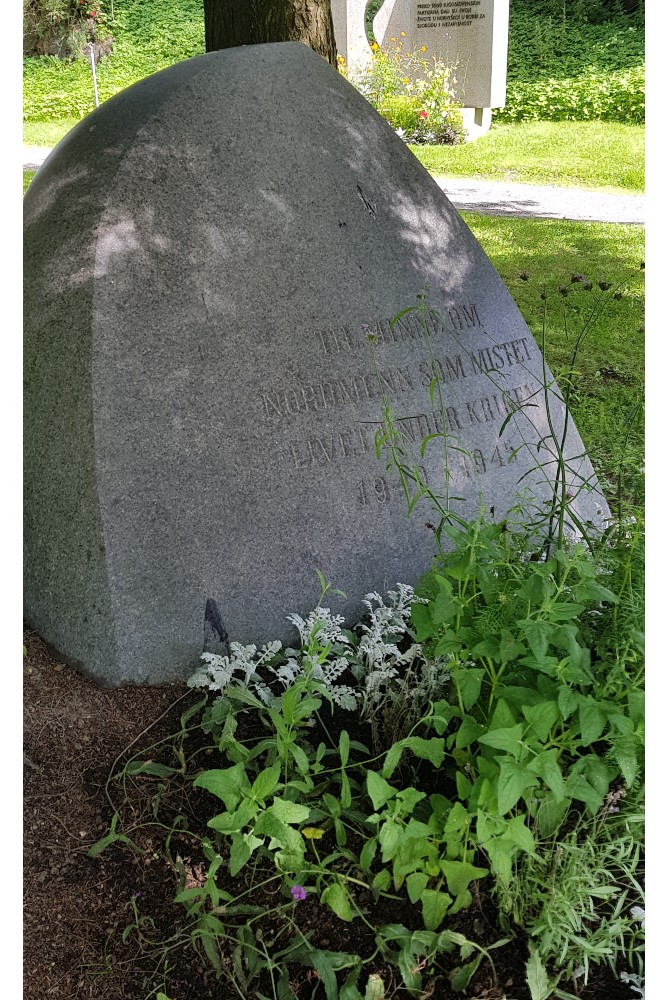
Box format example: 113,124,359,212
134,891,141,899
290,884,307,902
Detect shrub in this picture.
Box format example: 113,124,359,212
23,0,110,59
497,66,645,124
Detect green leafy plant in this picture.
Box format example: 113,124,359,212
341,38,464,145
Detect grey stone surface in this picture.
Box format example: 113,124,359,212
24,42,608,686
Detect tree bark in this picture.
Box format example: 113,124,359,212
204,0,337,68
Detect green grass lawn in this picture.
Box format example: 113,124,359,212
411,122,644,193
23,119,82,147
462,211,645,507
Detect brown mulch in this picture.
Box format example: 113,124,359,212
23,628,636,1000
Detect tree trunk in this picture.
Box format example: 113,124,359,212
204,0,337,68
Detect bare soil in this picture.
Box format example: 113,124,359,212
23,628,636,1000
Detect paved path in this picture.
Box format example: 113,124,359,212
435,176,644,225
24,144,644,224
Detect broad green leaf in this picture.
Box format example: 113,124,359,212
290,742,311,774
526,950,551,1000
478,724,525,758
381,742,404,779
518,572,550,604
309,949,339,1000
518,619,553,661
454,668,485,710
523,701,560,741
455,715,485,749
499,631,526,663
529,749,565,802
484,837,514,886
614,746,639,787
359,837,377,872
411,602,433,641
547,602,585,621
432,583,459,625
406,871,430,904
401,736,446,767
565,774,604,812
208,797,257,833
372,869,391,891
435,629,465,656
449,953,483,991
421,888,452,931
456,770,472,800
274,849,306,872
229,832,262,876
427,699,460,735
488,697,517,731
628,691,644,726
444,801,471,835
270,797,310,825
322,882,354,921
578,699,607,746
250,809,289,843
340,770,352,809
399,791,428,815
250,763,282,802
439,859,489,896
506,815,536,854
497,760,538,814
536,793,570,837
397,941,423,993
339,730,350,768
558,685,580,720
573,580,618,604
448,889,473,914
378,819,402,861
367,771,396,810
575,755,612,796
193,763,248,810
471,638,501,660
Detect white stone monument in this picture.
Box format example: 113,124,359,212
330,0,373,76
332,0,509,140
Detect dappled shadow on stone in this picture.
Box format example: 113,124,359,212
24,43,608,686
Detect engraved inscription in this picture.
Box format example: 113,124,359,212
287,422,381,469
356,467,430,509
459,438,518,479
464,383,536,425
416,1,485,31
317,303,483,356
262,366,414,423
469,338,533,373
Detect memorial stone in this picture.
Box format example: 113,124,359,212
24,43,607,686
330,0,372,75
372,0,509,137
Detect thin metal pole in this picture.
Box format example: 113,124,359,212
88,43,99,108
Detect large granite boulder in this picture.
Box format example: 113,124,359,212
24,42,608,684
